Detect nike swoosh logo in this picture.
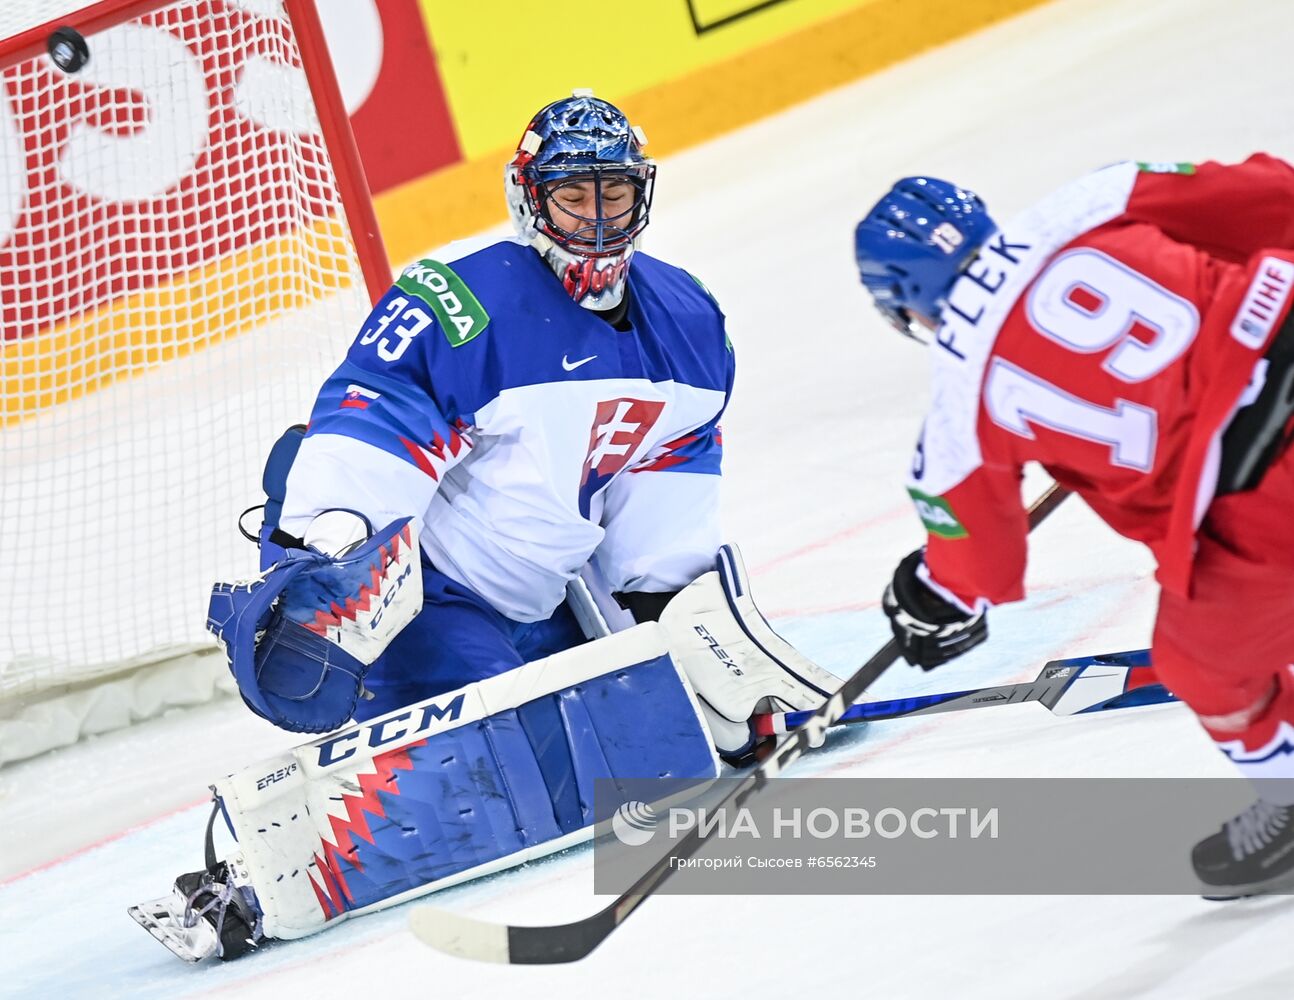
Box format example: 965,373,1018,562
562,354,598,371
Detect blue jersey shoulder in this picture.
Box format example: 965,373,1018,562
340,240,732,420
622,252,732,397
628,252,731,381
631,252,726,319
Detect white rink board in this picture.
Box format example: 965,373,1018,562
3,0,1294,997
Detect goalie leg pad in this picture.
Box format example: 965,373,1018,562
207,624,717,943
659,544,840,757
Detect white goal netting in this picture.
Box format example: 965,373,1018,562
0,0,382,761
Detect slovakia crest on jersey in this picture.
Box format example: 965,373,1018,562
578,398,664,517
340,384,380,410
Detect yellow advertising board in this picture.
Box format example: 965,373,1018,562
419,0,866,161
377,0,1053,264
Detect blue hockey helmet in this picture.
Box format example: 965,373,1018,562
506,89,656,310
853,177,996,338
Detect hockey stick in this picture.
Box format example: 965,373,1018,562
408,483,1070,964
752,649,1172,736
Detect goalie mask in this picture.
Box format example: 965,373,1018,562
505,89,656,311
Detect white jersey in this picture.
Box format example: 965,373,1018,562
281,238,733,622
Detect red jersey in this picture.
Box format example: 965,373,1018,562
909,156,1294,606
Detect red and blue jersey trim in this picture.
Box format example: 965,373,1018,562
633,421,722,475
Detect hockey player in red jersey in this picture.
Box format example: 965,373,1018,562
853,156,1294,897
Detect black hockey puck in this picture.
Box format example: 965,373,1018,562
48,26,90,73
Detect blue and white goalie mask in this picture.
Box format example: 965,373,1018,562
505,89,656,311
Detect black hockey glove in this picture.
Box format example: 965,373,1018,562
882,550,987,669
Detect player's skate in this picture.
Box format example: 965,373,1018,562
128,856,265,962
1192,799,1294,899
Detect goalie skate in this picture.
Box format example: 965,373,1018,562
127,857,264,963
128,889,220,964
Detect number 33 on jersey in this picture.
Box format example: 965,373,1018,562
909,157,1294,608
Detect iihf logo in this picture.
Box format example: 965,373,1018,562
611,800,659,846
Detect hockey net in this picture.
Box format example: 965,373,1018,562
0,0,389,763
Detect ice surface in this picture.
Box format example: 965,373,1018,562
4,0,1294,995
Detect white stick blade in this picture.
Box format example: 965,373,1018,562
409,906,511,963
1048,669,1130,716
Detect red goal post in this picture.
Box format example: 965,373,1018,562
0,0,391,763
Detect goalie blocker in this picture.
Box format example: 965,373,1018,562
661,545,838,759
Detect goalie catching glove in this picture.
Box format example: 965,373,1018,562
659,544,840,762
883,549,987,669
206,512,423,733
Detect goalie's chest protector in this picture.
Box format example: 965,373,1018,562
423,241,730,514
211,625,718,941
299,241,732,622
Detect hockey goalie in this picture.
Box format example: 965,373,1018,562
128,90,838,963
128,531,835,963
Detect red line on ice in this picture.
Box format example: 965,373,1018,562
751,505,909,576
0,794,208,887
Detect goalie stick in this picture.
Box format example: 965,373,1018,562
408,483,1070,964
752,648,1172,736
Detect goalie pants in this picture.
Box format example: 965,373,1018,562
1153,428,1294,749
356,556,588,721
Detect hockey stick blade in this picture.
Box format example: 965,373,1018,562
754,648,1172,734
410,900,619,965
409,909,512,964
409,484,1070,964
